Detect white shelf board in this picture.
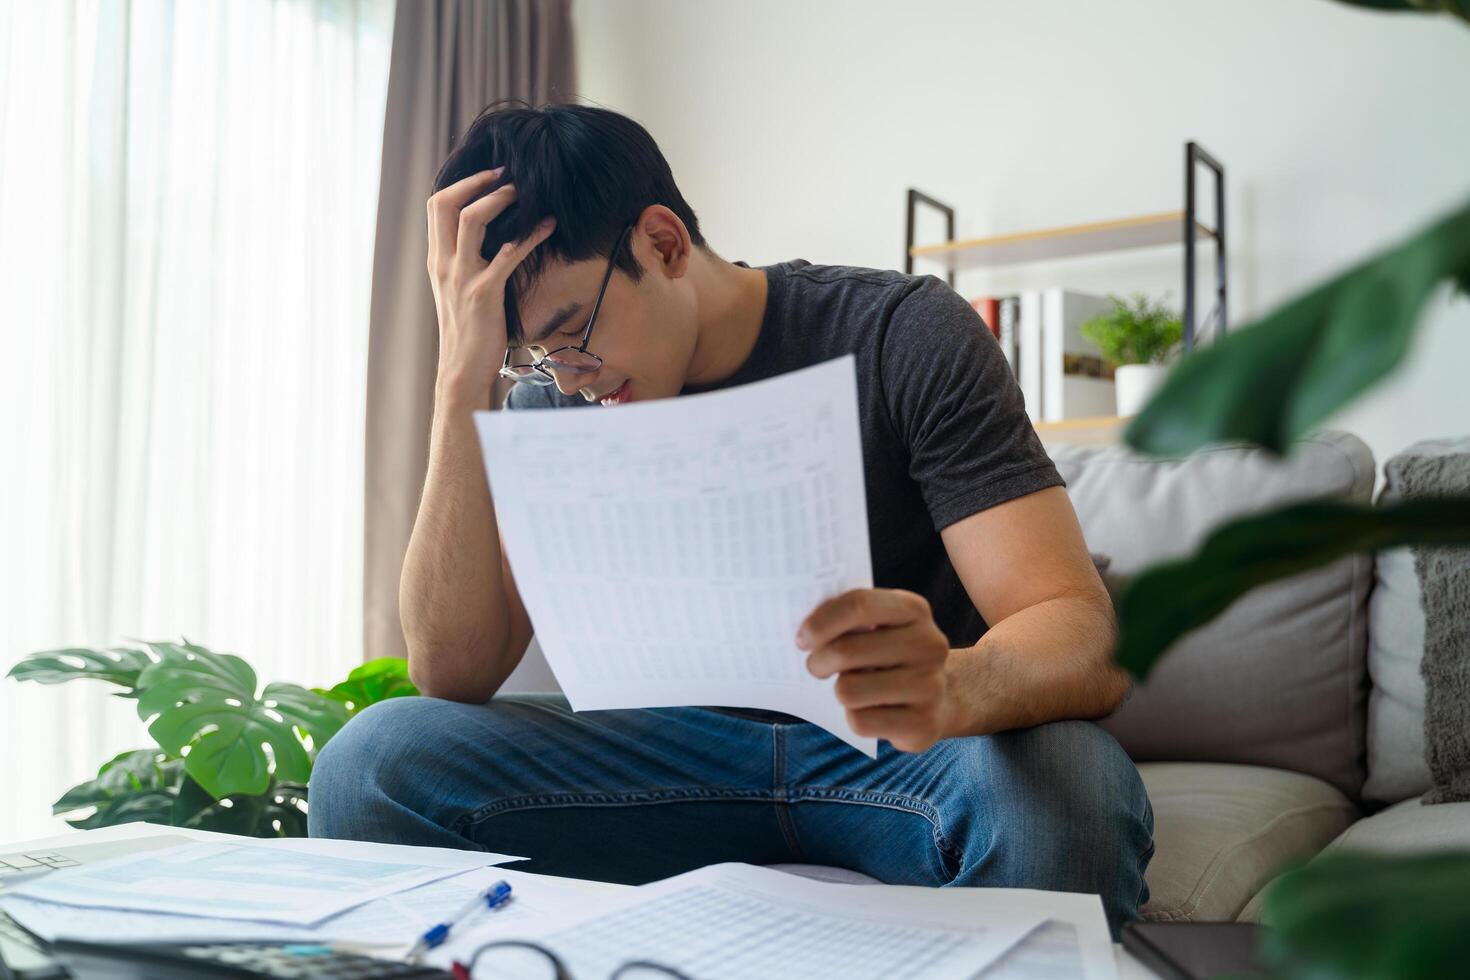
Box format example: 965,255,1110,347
909,210,1217,273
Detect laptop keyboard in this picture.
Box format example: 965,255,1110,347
0,852,80,875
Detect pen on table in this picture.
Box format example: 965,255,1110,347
405,879,514,963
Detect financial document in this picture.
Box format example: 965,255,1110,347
478,355,877,755
0,866,599,951
976,892,1119,980
430,863,1045,980
5,840,522,926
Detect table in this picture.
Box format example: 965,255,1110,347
3,823,1163,978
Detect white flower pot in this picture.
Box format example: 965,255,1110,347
1115,363,1169,417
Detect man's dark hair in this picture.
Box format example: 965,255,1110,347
432,101,706,344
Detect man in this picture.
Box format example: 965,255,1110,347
309,102,1153,937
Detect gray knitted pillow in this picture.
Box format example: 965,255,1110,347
1387,442,1470,804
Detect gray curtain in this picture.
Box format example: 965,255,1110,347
364,0,576,663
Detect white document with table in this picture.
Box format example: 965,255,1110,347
4,839,524,926
477,355,877,756
977,891,1119,980
0,866,599,952
430,863,1048,980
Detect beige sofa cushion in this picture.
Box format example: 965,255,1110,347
1139,762,1357,923
1238,796,1470,923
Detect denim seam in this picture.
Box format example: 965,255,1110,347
788,786,965,870
771,727,806,860
451,788,778,834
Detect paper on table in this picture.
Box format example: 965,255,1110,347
477,355,877,756
974,890,1118,980
252,835,526,869
429,863,1045,979
6,840,520,926
0,867,601,951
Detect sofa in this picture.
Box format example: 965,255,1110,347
501,428,1470,923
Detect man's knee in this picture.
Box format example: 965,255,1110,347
949,720,1154,936
307,696,447,839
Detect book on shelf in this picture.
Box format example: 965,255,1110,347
972,288,1116,423
970,297,1001,341
970,294,1019,376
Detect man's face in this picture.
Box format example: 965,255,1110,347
511,236,698,407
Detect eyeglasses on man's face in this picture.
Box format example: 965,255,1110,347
500,224,635,387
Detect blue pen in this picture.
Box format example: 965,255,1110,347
404,879,514,962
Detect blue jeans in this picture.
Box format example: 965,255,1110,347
308,694,1154,938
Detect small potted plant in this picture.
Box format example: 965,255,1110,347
1079,292,1184,416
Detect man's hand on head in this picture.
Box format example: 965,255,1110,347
798,588,955,754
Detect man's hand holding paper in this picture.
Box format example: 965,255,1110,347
797,587,955,754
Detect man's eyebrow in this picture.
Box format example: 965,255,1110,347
527,302,585,344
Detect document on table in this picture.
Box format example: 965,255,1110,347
4,839,524,926
429,863,1046,980
0,866,600,952
976,892,1119,980
477,355,877,756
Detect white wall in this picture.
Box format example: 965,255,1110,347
572,0,1470,481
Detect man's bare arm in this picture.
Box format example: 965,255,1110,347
938,486,1130,736
398,381,534,702
400,167,550,702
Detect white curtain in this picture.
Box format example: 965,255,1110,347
0,0,395,841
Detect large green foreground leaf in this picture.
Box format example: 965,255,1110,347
1125,196,1470,456
1263,850,1470,980
1332,0,1470,25
1115,497,1470,678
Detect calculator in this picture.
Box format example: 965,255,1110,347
49,939,455,979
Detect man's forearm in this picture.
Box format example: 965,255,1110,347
399,379,514,699
939,593,1130,739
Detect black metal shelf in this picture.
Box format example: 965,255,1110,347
904,141,1227,350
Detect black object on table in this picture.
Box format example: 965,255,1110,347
49,939,453,980
1122,921,1271,979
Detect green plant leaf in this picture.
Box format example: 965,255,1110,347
1078,292,1183,367
1114,497,1470,678
315,657,418,716
172,776,309,838
1330,0,1470,26
52,748,173,812
52,748,186,829
1125,196,1470,456
7,646,159,690
1262,849,1470,980
134,641,348,798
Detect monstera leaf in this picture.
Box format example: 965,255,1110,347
316,657,418,716
52,748,183,830
1125,195,1470,456
1114,497,1470,678
1262,850,1470,980
133,640,348,798
7,645,168,693
170,774,310,838
53,748,308,837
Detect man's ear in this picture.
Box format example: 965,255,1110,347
635,205,692,280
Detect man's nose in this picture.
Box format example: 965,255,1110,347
552,364,597,397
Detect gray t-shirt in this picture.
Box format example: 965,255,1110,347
507,259,1064,721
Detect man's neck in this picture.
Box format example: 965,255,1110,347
681,251,769,390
